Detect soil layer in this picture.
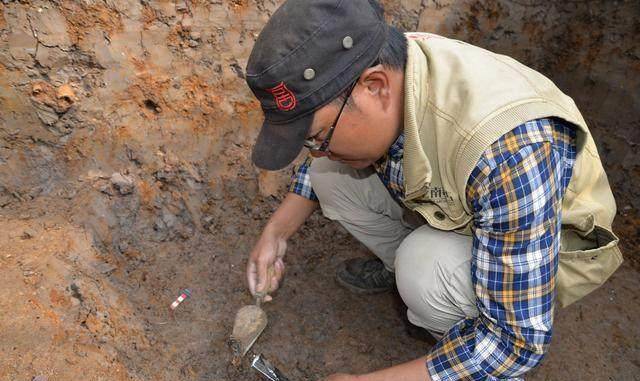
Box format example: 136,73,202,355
1,1,639,380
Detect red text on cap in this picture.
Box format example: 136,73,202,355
267,82,297,111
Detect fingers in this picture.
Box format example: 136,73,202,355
271,258,285,291
255,258,269,296
247,259,258,296
256,260,285,303
247,251,274,298
247,236,287,300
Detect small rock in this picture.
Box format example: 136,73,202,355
188,39,199,48
176,1,188,11
118,241,129,253
202,215,215,229
23,269,37,277
56,84,75,100
32,376,47,381
180,15,193,29
31,81,52,98
82,170,110,182
110,172,135,195
21,228,37,239
56,84,76,111
98,182,114,196
94,262,117,275
161,210,177,228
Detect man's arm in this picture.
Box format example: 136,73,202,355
424,120,576,380
247,155,319,299
323,119,575,381
358,356,432,381
247,192,318,299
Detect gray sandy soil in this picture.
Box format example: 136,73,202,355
1,0,638,380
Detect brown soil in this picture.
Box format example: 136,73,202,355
1,189,639,380
1,1,639,380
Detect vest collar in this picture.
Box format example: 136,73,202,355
402,38,432,201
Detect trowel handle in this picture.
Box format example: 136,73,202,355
255,266,275,302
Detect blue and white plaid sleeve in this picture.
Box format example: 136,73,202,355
288,155,319,201
425,118,577,380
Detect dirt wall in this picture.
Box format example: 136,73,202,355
1,0,638,248
1,1,639,380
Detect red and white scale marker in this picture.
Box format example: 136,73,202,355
169,289,192,310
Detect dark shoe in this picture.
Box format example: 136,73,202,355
336,257,395,294
405,322,439,346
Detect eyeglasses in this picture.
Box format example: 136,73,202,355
303,81,357,153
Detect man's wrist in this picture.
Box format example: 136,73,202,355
262,220,291,242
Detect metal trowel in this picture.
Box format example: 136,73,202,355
251,354,290,381
230,267,274,358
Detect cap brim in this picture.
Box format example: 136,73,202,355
251,113,313,170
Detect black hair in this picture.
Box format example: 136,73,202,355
375,25,408,72
332,22,407,107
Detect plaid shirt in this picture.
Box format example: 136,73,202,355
289,118,576,380
289,133,406,202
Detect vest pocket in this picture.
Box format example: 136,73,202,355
556,224,623,308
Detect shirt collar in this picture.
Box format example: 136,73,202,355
388,132,404,160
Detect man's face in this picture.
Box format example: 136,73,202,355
306,65,404,169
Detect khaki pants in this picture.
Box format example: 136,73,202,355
309,158,479,337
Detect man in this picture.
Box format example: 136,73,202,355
244,1,623,380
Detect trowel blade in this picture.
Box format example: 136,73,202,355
230,304,268,357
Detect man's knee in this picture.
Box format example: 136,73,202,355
394,228,445,327
308,157,344,203
394,226,477,334
308,157,393,220
308,157,372,202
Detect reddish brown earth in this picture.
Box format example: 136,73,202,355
1,1,639,380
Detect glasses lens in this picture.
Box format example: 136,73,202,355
305,81,355,154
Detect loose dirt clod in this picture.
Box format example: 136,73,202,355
21,228,37,239
0,0,638,380
110,172,135,195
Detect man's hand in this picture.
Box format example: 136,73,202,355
245,193,318,301
247,230,286,302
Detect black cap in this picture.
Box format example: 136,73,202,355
246,0,387,170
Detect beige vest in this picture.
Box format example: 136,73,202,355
402,33,623,307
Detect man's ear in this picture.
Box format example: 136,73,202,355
358,64,392,110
